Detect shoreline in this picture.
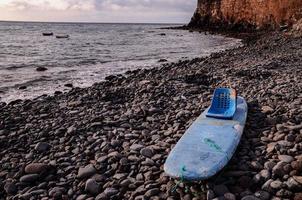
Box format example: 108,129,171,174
0,32,302,199
160,25,269,45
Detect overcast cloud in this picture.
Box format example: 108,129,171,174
0,0,196,23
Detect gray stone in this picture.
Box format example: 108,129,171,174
77,164,97,179
224,192,236,200
145,188,159,197
285,177,301,190
261,106,274,113
96,193,107,200
241,195,261,200
35,142,51,153
20,174,39,183
19,193,32,200
4,182,17,195
266,142,277,153
85,179,100,195
207,189,215,200
264,161,276,170
262,179,274,192
25,163,51,174
272,162,286,177
76,194,87,200
270,180,282,189
130,144,144,151
213,184,229,196
260,169,271,181
278,155,294,163
254,190,270,200
49,187,65,198
140,147,154,158
293,176,302,184
104,187,118,196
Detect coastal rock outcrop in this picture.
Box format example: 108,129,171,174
189,0,302,29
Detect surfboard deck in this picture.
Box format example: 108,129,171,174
164,96,248,181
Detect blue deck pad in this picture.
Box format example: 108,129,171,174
164,97,247,181
206,88,237,119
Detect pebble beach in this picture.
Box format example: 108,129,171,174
0,31,302,200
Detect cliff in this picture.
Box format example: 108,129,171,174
189,0,302,30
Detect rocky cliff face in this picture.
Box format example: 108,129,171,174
189,0,302,29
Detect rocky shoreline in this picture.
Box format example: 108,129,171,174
0,32,301,200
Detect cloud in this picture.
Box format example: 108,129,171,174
0,0,95,11
95,0,195,12
0,0,197,23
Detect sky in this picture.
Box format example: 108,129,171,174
0,0,197,23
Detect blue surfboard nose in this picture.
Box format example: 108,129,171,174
206,88,237,119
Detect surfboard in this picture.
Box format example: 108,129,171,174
164,96,247,181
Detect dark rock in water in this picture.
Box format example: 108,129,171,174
64,83,73,88
158,59,168,62
19,86,27,90
36,67,48,71
56,35,70,39
159,33,166,36
54,91,62,95
42,32,53,36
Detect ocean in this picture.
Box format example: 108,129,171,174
0,21,242,102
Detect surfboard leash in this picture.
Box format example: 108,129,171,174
171,165,187,193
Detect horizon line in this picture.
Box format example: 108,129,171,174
0,20,186,25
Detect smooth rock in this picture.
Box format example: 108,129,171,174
77,164,97,179
130,144,144,151
278,155,294,163
140,147,154,158
145,188,159,197
285,177,301,190
224,192,236,200
254,190,270,200
261,106,274,113
104,188,118,197
85,179,100,195
270,180,282,189
241,195,261,200
4,182,17,195
25,163,50,174
35,142,51,153
20,174,39,183
213,184,229,196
